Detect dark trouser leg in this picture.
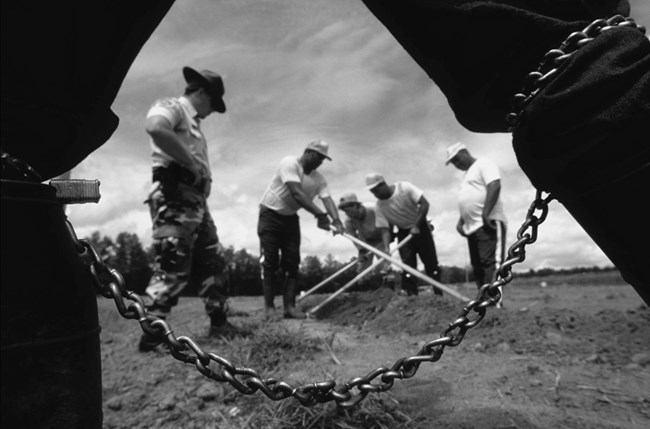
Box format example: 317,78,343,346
258,208,282,311
414,219,442,295
467,232,485,290
258,208,301,315
397,228,419,296
467,223,506,304
283,276,305,319
262,275,276,309
279,215,303,318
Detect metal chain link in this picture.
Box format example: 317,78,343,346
66,190,553,408
505,14,646,130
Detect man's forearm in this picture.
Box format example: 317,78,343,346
150,128,196,168
322,198,341,223
483,180,501,218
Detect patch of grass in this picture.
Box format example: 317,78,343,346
228,322,323,374
244,394,426,429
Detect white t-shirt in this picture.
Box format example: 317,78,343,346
147,96,211,180
375,181,424,230
458,158,507,235
259,156,330,216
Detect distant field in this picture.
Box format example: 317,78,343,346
509,270,627,287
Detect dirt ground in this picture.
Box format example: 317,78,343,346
99,281,650,428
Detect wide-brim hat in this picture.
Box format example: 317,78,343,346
183,66,226,113
445,142,467,165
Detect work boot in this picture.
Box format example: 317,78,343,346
283,277,306,319
283,305,306,319
209,307,247,339
263,305,279,320
138,332,170,353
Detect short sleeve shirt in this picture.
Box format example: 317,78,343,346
343,202,388,244
458,158,507,235
375,181,424,230
259,156,330,216
147,96,211,179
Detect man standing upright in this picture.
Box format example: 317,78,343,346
258,140,344,319
139,66,240,352
446,142,507,307
366,173,442,296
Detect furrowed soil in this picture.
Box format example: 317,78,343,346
99,281,650,428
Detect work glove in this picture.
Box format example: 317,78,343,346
316,213,331,231
331,219,344,235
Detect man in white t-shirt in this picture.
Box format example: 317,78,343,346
338,192,390,275
258,140,344,319
366,173,442,296
446,142,507,307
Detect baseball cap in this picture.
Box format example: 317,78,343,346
365,173,386,190
338,192,360,209
445,142,467,165
305,139,331,160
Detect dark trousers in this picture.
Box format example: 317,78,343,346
257,206,301,307
258,206,301,279
396,218,441,296
467,221,507,289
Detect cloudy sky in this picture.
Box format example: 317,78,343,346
68,0,649,272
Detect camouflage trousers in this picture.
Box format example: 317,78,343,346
145,182,228,325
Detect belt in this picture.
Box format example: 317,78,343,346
152,165,207,192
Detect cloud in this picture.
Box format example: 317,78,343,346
66,0,628,273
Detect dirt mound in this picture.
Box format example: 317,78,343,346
305,288,650,367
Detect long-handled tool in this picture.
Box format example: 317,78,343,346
306,235,413,316
297,259,358,302
339,231,471,302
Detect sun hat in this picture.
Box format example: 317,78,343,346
338,192,361,209
445,142,467,165
365,172,386,190
182,66,226,113
305,139,331,160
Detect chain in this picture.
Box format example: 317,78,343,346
66,190,553,408
505,15,646,130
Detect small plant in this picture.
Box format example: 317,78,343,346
229,322,323,374
241,394,425,429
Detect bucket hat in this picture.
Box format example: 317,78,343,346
183,66,226,113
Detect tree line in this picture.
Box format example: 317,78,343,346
85,231,618,296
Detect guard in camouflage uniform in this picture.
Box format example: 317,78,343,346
139,66,241,352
